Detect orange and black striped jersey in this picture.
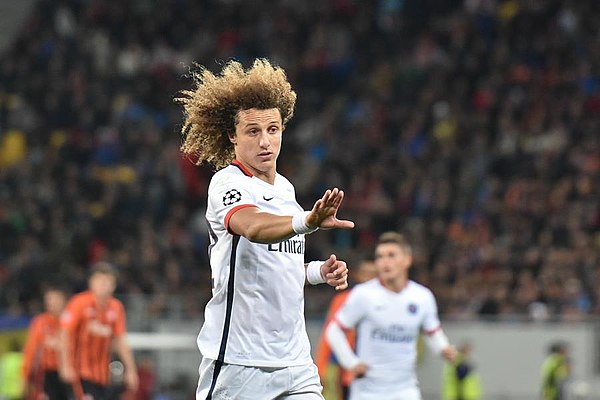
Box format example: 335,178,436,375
22,312,61,378
60,291,126,386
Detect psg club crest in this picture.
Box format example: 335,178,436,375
223,189,242,206
408,303,418,314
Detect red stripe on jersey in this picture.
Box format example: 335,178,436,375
224,204,255,234
424,326,441,335
231,160,253,176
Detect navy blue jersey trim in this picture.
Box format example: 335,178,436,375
217,234,239,360
205,359,223,400
206,218,217,262
206,234,240,399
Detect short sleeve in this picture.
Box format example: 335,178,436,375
334,287,369,329
208,172,257,232
421,289,441,333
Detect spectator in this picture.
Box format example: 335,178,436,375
315,259,377,400
0,0,598,324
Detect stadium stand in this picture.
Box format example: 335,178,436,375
1,0,598,323
1,1,599,398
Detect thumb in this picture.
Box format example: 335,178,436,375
322,254,336,269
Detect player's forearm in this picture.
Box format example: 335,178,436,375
229,211,299,243
325,321,360,370
425,328,455,362
22,333,40,377
59,330,74,370
114,337,137,374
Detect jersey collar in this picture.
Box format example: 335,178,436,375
231,159,253,177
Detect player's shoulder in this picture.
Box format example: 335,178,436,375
407,280,435,298
68,291,94,307
30,313,48,326
209,164,252,190
61,292,93,324
351,278,381,295
108,296,125,310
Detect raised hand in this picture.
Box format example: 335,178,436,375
306,188,354,230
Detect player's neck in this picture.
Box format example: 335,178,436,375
380,276,408,293
234,159,277,185
93,293,111,306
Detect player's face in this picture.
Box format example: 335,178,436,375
231,108,282,181
89,272,117,300
44,290,66,315
374,243,412,283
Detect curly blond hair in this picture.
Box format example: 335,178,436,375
176,59,297,170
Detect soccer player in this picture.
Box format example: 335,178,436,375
326,232,456,400
176,58,354,400
59,262,138,400
315,260,377,400
22,286,70,400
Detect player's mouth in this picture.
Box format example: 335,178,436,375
258,152,273,160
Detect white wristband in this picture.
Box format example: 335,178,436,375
306,261,326,285
292,211,318,235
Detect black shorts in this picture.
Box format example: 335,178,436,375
43,370,70,400
79,379,108,400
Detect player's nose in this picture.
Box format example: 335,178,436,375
258,130,271,147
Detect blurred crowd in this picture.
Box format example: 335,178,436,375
0,0,599,322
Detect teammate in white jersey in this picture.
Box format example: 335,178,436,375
326,232,456,400
176,59,354,400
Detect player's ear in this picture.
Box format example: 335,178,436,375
229,134,237,145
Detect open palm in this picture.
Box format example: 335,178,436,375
306,188,354,230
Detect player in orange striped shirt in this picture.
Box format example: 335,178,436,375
59,262,138,400
22,286,69,400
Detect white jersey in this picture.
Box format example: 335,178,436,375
335,279,441,394
197,161,312,367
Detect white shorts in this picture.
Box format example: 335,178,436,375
349,380,422,400
196,358,324,400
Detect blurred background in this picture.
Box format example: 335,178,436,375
0,0,598,399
